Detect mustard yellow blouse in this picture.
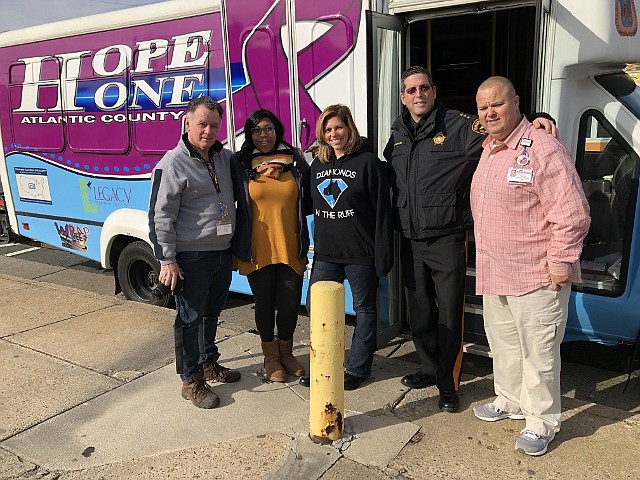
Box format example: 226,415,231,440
236,170,306,275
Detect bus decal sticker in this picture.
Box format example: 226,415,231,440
14,167,52,205
54,222,90,252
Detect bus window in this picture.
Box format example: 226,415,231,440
9,59,65,152
577,113,637,296
131,42,179,154
68,51,130,154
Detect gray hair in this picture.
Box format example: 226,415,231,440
186,96,223,118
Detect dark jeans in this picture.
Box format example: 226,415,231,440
174,249,232,383
247,263,303,342
400,233,467,392
308,260,379,378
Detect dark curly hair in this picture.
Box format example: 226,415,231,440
238,109,287,168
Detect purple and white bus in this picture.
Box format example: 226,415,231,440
2,0,640,356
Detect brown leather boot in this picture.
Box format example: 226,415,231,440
203,357,241,383
181,371,220,409
278,339,305,377
261,340,286,382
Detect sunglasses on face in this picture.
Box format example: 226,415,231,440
404,84,433,95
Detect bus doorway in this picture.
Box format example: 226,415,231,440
402,4,539,350
406,5,537,116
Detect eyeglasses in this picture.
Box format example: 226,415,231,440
251,125,275,135
404,84,433,95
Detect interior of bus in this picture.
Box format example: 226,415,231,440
407,6,537,116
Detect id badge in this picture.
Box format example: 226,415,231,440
507,167,533,184
216,220,232,236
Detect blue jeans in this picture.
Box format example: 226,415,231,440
308,260,379,378
174,249,232,383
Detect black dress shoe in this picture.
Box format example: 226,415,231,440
344,372,366,390
299,374,310,387
439,390,460,413
401,371,436,389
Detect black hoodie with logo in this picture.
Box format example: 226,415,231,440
310,138,393,277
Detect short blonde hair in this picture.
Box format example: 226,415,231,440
315,104,361,163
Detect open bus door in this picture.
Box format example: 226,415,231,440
388,0,546,354
388,0,640,355
366,11,406,348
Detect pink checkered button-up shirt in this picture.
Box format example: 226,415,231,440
470,117,590,296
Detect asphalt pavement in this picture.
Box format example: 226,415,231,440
0,257,639,479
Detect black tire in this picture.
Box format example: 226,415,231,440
117,240,171,307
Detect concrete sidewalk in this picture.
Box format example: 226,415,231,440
1,273,639,479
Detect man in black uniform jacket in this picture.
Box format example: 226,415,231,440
384,66,555,413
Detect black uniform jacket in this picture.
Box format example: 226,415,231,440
383,100,486,240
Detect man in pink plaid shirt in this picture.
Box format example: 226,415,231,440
470,76,590,456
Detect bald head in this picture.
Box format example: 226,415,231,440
478,76,516,98
476,76,521,142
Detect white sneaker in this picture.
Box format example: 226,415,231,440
515,429,555,456
473,403,525,422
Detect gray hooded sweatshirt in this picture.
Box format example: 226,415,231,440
148,134,235,265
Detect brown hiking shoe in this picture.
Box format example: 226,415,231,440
182,372,220,409
203,358,241,383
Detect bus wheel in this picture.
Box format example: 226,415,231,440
117,240,171,307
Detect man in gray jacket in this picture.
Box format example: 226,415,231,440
149,96,244,409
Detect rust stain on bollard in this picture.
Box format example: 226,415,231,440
310,403,344,444
321,403,343,435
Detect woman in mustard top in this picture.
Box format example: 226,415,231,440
233,109,312,382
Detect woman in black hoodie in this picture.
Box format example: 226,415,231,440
301,104,393,390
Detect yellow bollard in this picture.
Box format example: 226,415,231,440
308,281,345,444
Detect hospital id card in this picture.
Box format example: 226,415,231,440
507,167,533,184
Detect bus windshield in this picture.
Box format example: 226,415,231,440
596,71,640,120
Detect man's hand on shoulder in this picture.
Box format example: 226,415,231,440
531,115,558,138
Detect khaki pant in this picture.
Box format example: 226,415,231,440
483,285,569,437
